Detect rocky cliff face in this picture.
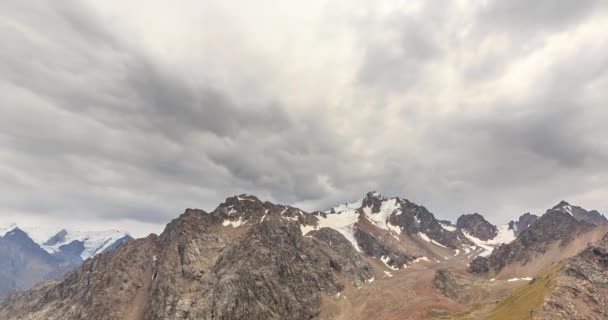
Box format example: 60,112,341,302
432,269,463,300
0,196,373,320
456,213,497,241
468,210,596,275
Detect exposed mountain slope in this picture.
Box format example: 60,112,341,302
0,196,373,320
532,232,608,319
487,232,608,320
0,225,132,295
3,194,605,320
468,209,607,278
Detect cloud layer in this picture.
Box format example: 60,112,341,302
1,0,608,236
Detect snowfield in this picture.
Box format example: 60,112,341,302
462,224,516,257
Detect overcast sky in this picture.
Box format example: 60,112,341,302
1,0,608,237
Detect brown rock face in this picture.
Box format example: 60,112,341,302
456,213,497,241
0,198,372,320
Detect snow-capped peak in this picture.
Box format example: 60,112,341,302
553,200,573,216
42,229,132,260
0,223,18,237
366,190,385,199
0,224,132,260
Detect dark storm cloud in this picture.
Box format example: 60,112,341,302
1,0,608,234
121,60,293,141
0,0,357,228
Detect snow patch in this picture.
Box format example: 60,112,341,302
334,225,361,252
417,232,448,248
560,204,574,216
387,221,402,235
364,198,401,231
507,277,533,282
462,224,516,257
319,201,363,252
380,255,398,270
440,223,456,231
412,256,431,263
222,217,245,228
300,224,318,236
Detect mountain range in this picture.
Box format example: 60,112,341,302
0,224,132,295
0,193,606,319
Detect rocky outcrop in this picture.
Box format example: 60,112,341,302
0,197,373,320
432,269,462,300
468,210,595,275
456,213,497,241
508,212,539,236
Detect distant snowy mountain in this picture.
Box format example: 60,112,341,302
1,224,132,260
0,224,132,295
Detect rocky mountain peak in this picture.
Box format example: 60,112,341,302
456,213,497,241
508,212,539,236
552,200,573,214
212,194,312,230
361,191,392,213
43,229,68,246
551,201,608,226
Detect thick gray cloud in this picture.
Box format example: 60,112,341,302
1,0,608,236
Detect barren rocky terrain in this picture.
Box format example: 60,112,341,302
0,193,606,320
